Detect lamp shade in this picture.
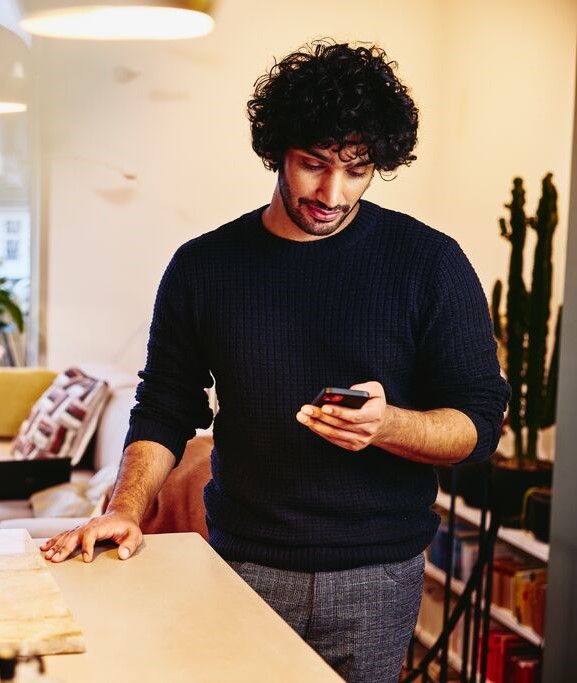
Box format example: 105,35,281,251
19,0,215,40
0,27,28,113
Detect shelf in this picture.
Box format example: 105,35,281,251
426,560,461,592
425,560,544,647
414,624,463,673
497,526,549,562
435,490,549,562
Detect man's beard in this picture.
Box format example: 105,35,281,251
277,170,354,238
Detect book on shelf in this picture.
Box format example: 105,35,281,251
492,550,547,635
459,537,479,583
515,569,547,636
427,516,479,580
492,553,533,609
484,628,541,683
425,520,548,644
416,578,543,681
511,654,541,683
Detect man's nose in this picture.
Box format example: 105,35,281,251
317,172,343,209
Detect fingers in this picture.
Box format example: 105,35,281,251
308,419,369,451
80,524,141,562
40,535,61,551
318,404,369,425
80,525,101,563
42,515,143,563
297,403,372,428
43,527,84,563
296,406,373,451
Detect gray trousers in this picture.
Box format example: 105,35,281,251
228,554,424,683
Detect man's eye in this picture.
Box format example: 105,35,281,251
348,170,369,178
302,161,324,171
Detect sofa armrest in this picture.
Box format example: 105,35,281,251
0,516,90,538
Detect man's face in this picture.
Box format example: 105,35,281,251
276,144,375,239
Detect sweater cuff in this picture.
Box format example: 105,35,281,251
457,409,500,464
124,415,190,465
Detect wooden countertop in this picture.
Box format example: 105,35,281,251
36,532,344,683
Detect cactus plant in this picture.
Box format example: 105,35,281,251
492,174,562,465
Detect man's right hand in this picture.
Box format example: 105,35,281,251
40,512,143,563
41,439,176,563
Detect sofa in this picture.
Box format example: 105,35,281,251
0,365,212,539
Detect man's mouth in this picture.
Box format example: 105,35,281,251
301,202,346,222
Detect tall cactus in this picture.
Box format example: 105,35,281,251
500,177,528,461
494,174,561,465
525,174,558,460
491,280,503,341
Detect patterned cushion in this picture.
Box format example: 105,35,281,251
10,368,109,466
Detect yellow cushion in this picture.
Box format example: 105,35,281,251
0,368,58,437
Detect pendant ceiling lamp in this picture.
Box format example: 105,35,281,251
19,1,215,41
0,27,28,113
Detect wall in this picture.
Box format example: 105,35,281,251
32,0,576,377
432,0,577,460
431,0,575,300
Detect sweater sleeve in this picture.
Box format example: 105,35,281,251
416,239,511,463
124,246,214,463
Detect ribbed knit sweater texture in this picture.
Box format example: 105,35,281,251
125,200,510,571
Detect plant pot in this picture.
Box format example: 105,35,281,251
524,487,552,543
490,454,553,528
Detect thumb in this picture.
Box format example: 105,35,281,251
115,527,142,560
350,381,384,398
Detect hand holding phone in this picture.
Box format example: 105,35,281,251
298,382,385,452
312,387,370,410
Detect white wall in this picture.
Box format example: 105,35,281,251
431,0,576,310
32,0,576,376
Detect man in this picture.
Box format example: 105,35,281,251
42,41,510,682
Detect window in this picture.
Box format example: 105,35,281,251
5,219,21,234
5,239,19,260
0,34,32,365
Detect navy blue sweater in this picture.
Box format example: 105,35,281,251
125,200,510,571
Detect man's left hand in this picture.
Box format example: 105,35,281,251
296,381,386,451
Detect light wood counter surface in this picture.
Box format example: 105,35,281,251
36,532,344,683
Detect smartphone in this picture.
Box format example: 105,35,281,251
312,387,370,409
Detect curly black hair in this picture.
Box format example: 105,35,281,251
247,40,419,173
